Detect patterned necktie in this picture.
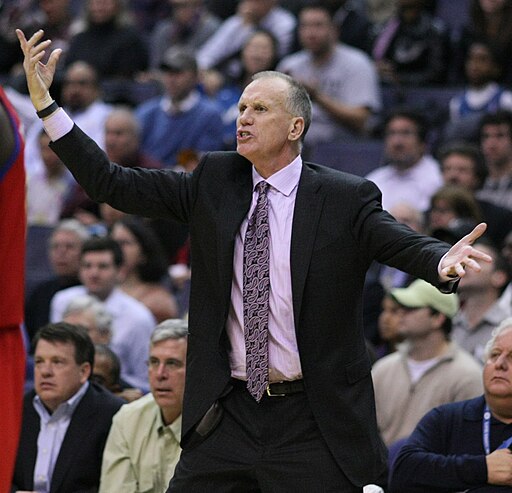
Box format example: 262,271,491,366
243,181,271,402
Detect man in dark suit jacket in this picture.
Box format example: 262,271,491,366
18,29,491,491
12,322,123,493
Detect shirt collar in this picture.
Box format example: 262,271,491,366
251,154,302,197
161,91,200,114
156,406,182,442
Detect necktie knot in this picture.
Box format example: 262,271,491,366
255,181,270,195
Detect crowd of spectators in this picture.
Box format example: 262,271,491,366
7,0,512,491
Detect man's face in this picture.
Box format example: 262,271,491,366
298,8,336,56
161,69,197,102
480,123,512,169
441,153,480,190
61,64,99,112
484,327,512,401
384,117,425,169
79,250,119,300
34,339,90,412
236,77,301,169
397,306,439,339
105,113,139,163
49,230,83,277
148,338,187,423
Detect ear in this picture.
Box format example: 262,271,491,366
80,362,92,383
288,117,305,142
491,269,509,290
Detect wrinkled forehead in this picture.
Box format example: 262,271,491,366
239,77,288,107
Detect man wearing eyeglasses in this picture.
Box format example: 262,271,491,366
99,319,188,493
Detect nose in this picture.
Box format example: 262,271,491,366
156,363,169,379
238,108,253,126
495,353,509,369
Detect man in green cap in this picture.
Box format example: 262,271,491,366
372,279,483,448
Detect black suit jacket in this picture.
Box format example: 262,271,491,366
12,382,123,493
50,126,452,486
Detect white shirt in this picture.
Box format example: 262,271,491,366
50,286,156,390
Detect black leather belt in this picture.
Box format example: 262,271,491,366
231,378,305,397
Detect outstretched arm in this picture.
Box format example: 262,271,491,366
16,29,62,113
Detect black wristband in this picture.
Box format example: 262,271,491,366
36,101,59,119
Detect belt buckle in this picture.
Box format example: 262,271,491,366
266,382,285,397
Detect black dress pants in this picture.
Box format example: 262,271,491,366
168,381,362,493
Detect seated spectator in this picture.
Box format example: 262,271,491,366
372,279,483,447
24,60,112,179
205,29,279,149
427,184,483,237
439,141,512,248
149,0,220,70
99,319,188,492
105,106,164,169
389,317,512,492
62,293,112,345
24,0,77,69
321,0,373,53
277,2,381,150
454,0,512,84
50,236,156,390
476,110,512,211
110,216,179,323
93,343,143,402
25,219,90,344
66,0,148,80
136,47,224,167
371,0,450,86
366,109,443,212
452,239,511,362
11,322,124,492
196,0,296,72
444,39,512,144
374,292,405,360
27,129,75,226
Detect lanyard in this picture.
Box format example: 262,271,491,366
483,404,492,455
482,404,512,454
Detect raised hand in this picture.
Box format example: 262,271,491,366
15,29,62,111
440,222,492,279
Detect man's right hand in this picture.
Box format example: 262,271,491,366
487,448,512,485
15,29,62,111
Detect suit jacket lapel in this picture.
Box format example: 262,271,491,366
50,386,94,492
290,164,324,329
216,169,252,329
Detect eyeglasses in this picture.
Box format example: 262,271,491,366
146,357,184,372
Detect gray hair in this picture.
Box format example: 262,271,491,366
51,218,91,243
63,294,113,337
252,71,312,144
150,319,188,345
484,317,512,360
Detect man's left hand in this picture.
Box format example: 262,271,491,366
440,223,492,279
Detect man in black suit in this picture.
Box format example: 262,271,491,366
12,322,123,492
17,29,491,491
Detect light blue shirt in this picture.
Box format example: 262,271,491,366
33,381,89,493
